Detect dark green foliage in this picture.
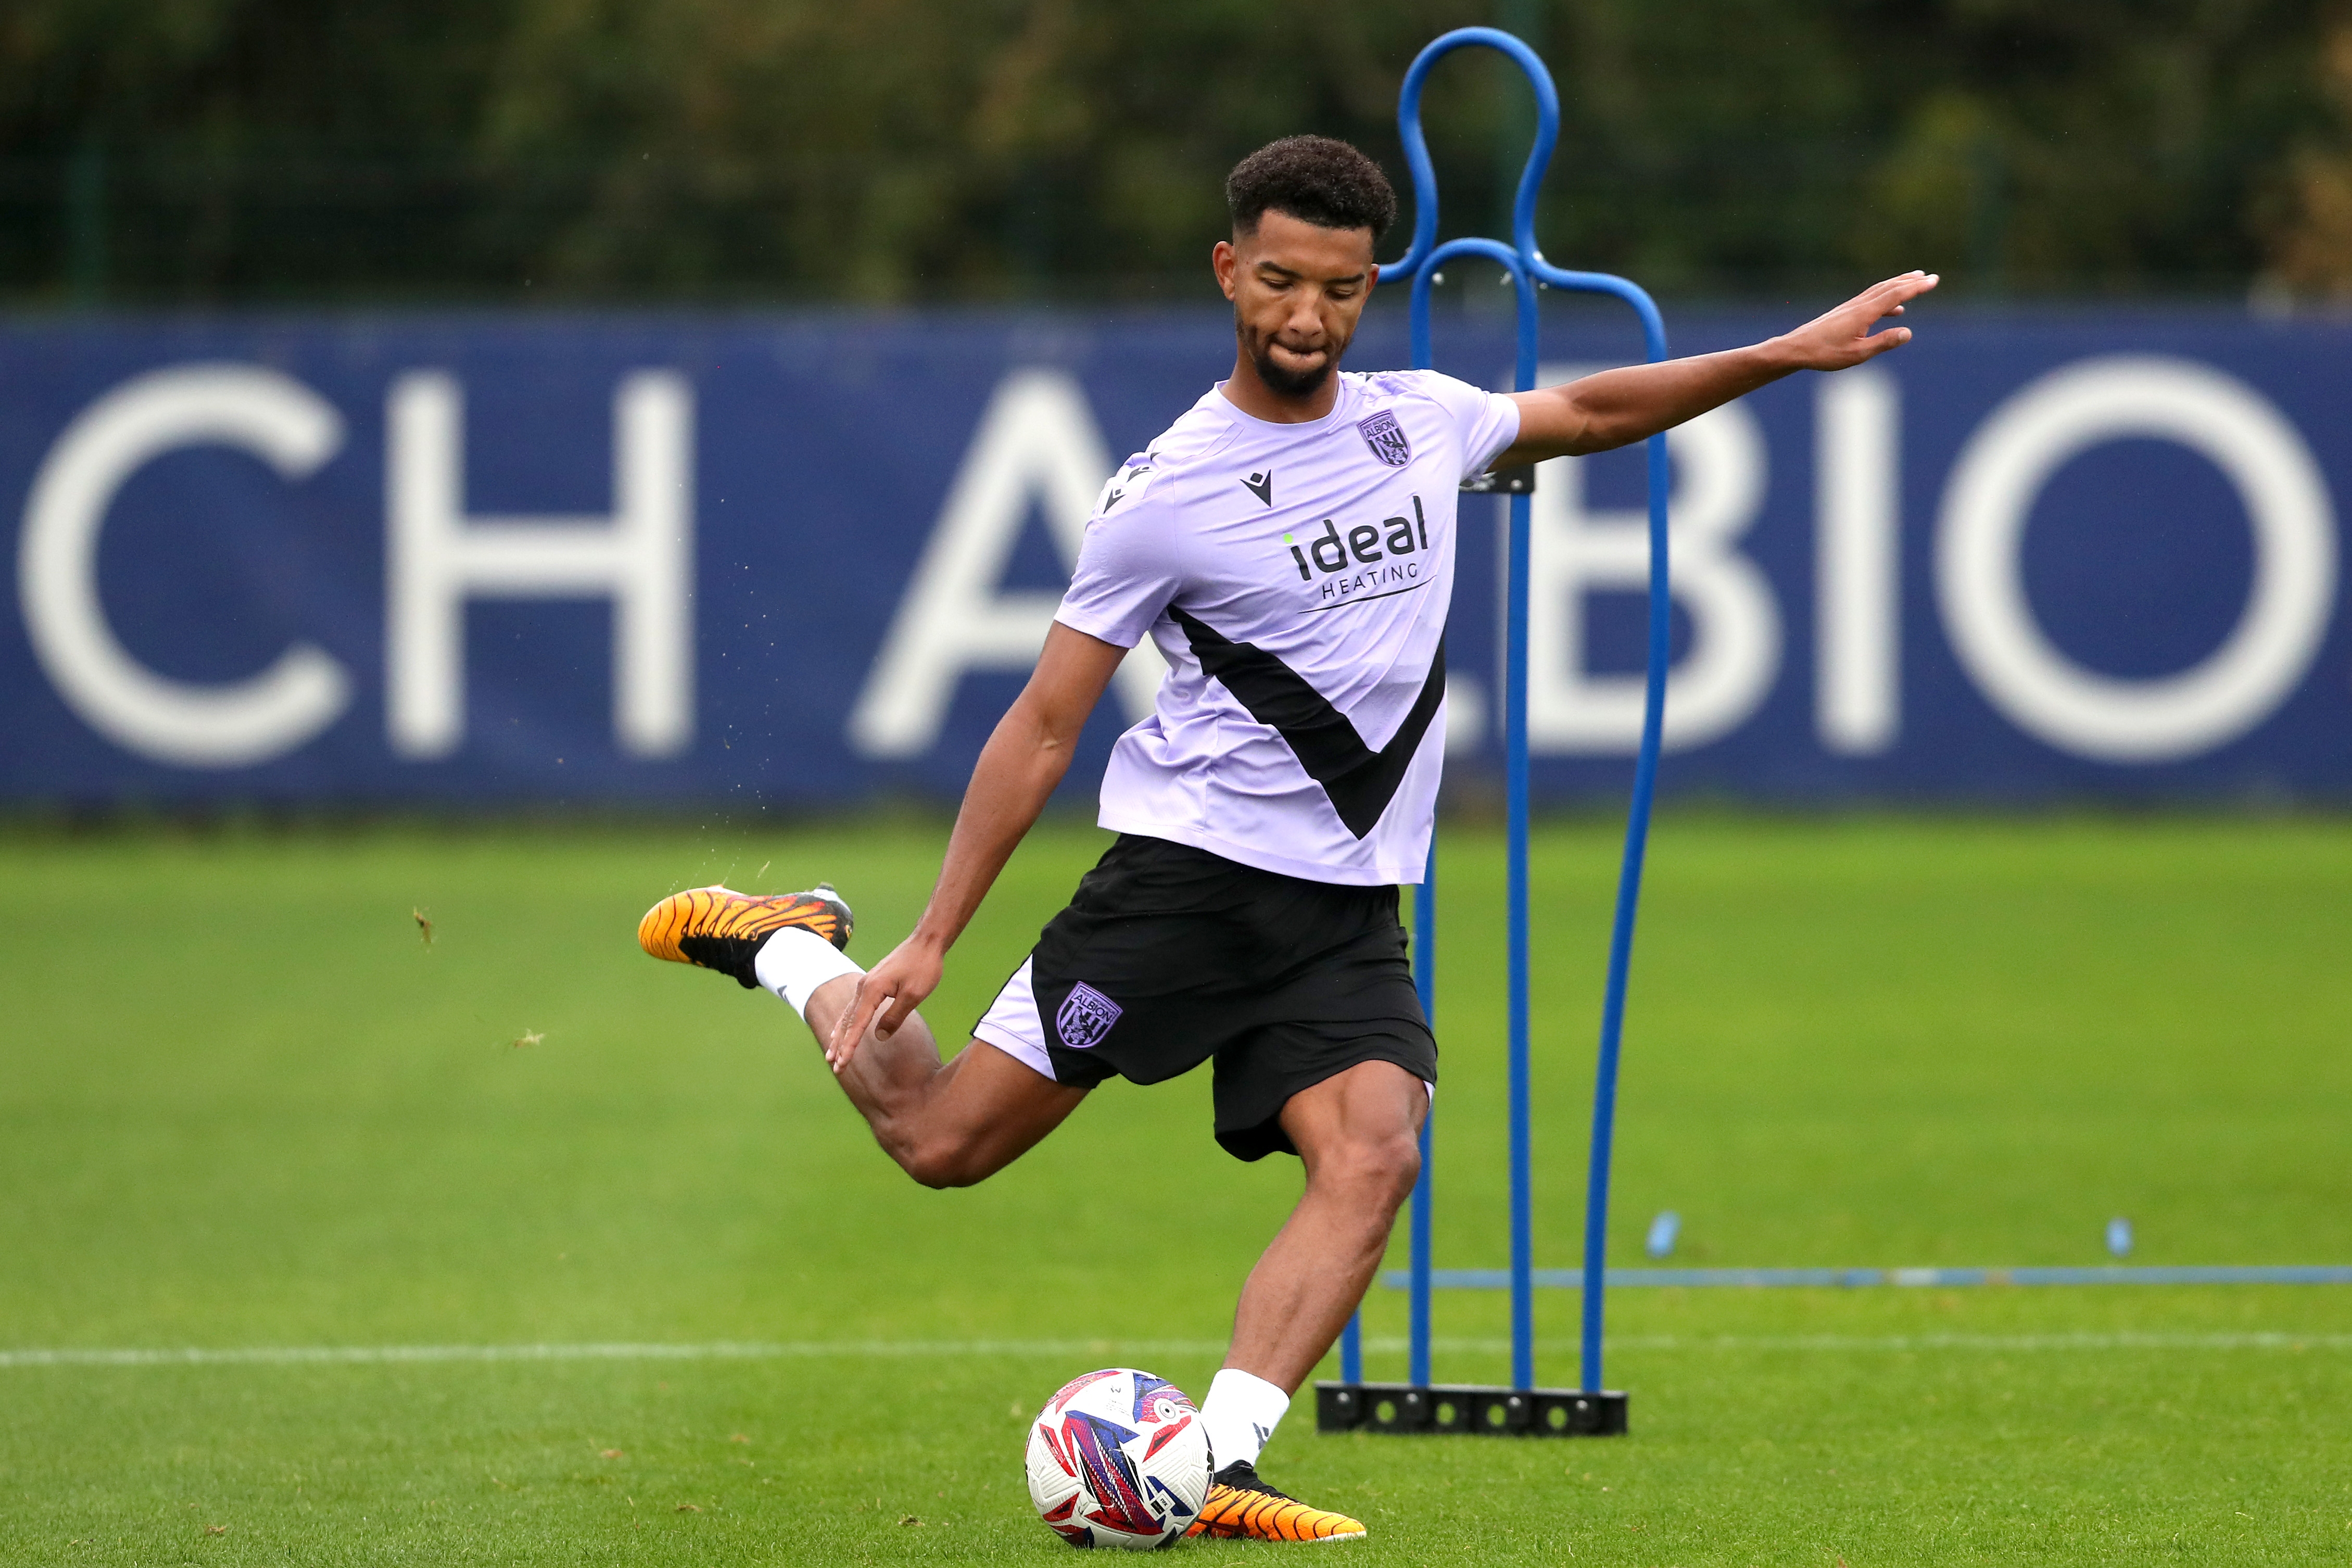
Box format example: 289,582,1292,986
0,1,2341,305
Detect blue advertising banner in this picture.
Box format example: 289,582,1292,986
1,307,2347,806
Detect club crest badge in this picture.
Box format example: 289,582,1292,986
1055,982,1123,1050
1357,410,1411,467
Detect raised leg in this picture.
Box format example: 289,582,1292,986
1222,1059,1427,1391
800,974,1088,1189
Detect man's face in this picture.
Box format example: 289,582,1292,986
1213,209,1379,400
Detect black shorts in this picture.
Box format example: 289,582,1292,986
970,834,1437,1161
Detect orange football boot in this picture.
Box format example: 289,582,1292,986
637,883,853,988
1187,1461,1365,1543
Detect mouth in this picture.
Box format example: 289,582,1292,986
1244,319,1344,398
1266,339,1329,371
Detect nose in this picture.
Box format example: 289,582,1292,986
1284,289,1326,343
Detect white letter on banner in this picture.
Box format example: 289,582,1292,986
1815,366,1902,754
1527,375,1780,753
386,371,694,759
849,368,1167,758
1936,355,2336,762
18,363,351,767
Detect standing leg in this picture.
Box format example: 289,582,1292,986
1185,1059,1420,1542
1222,1058,1427,1388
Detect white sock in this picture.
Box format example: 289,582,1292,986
752,927,863,1019
1200,1368,1290,1472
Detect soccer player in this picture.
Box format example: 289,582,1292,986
640,136,1932,1541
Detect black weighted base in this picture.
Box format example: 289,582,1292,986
1314,1382,1628,1437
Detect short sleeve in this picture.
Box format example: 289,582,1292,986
1052,462,1184,650
1414,371,1522,484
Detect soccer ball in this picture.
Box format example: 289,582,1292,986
1025,1368,1213,1549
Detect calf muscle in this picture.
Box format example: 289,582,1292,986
1223,1060,1428,1392
803,973,1087,1187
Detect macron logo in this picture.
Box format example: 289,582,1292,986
1241,470,1274,506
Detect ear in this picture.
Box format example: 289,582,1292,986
1211,239,1239,301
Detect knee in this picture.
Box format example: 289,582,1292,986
1314,1129,1421,1211
896,1132,989,1191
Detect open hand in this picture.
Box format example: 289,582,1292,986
1777,271,1939,372
825,937,943,1071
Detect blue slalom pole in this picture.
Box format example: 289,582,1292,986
1408,843,1436,1388
1408,237,1537,1389
1569,423,1669,1394
1504,486,1536,1392
1382,26,1671,1401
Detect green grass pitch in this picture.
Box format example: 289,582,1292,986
2,812,2349,1565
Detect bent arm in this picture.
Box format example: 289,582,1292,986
827,621,1127,1059
1494,270,1938,466
914,622,1124,954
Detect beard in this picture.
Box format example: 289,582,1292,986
1240,318,1350,399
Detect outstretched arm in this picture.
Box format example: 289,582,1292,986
1494,270,1938,465
825,621,1128,1067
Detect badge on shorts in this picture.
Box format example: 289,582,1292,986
1357,410,1411,467
1056,982,1123,1050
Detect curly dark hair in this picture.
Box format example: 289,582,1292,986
1225,135,1398,239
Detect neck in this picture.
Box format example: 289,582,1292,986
1221,349,1341,424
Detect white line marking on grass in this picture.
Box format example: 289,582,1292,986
3,1330,2348,1371
1599,1331,2352,1352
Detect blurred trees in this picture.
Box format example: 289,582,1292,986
2265,6,2352,297
0,0,2341,306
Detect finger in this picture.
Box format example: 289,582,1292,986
829,975,867,1043
837,993,882,1064
1859,324,1914,358
1843,284,1911,325
855,981,891,1041
1861,275,1934,325
1863,271,1932,306
829,977,879,1061
875,994,913,1041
